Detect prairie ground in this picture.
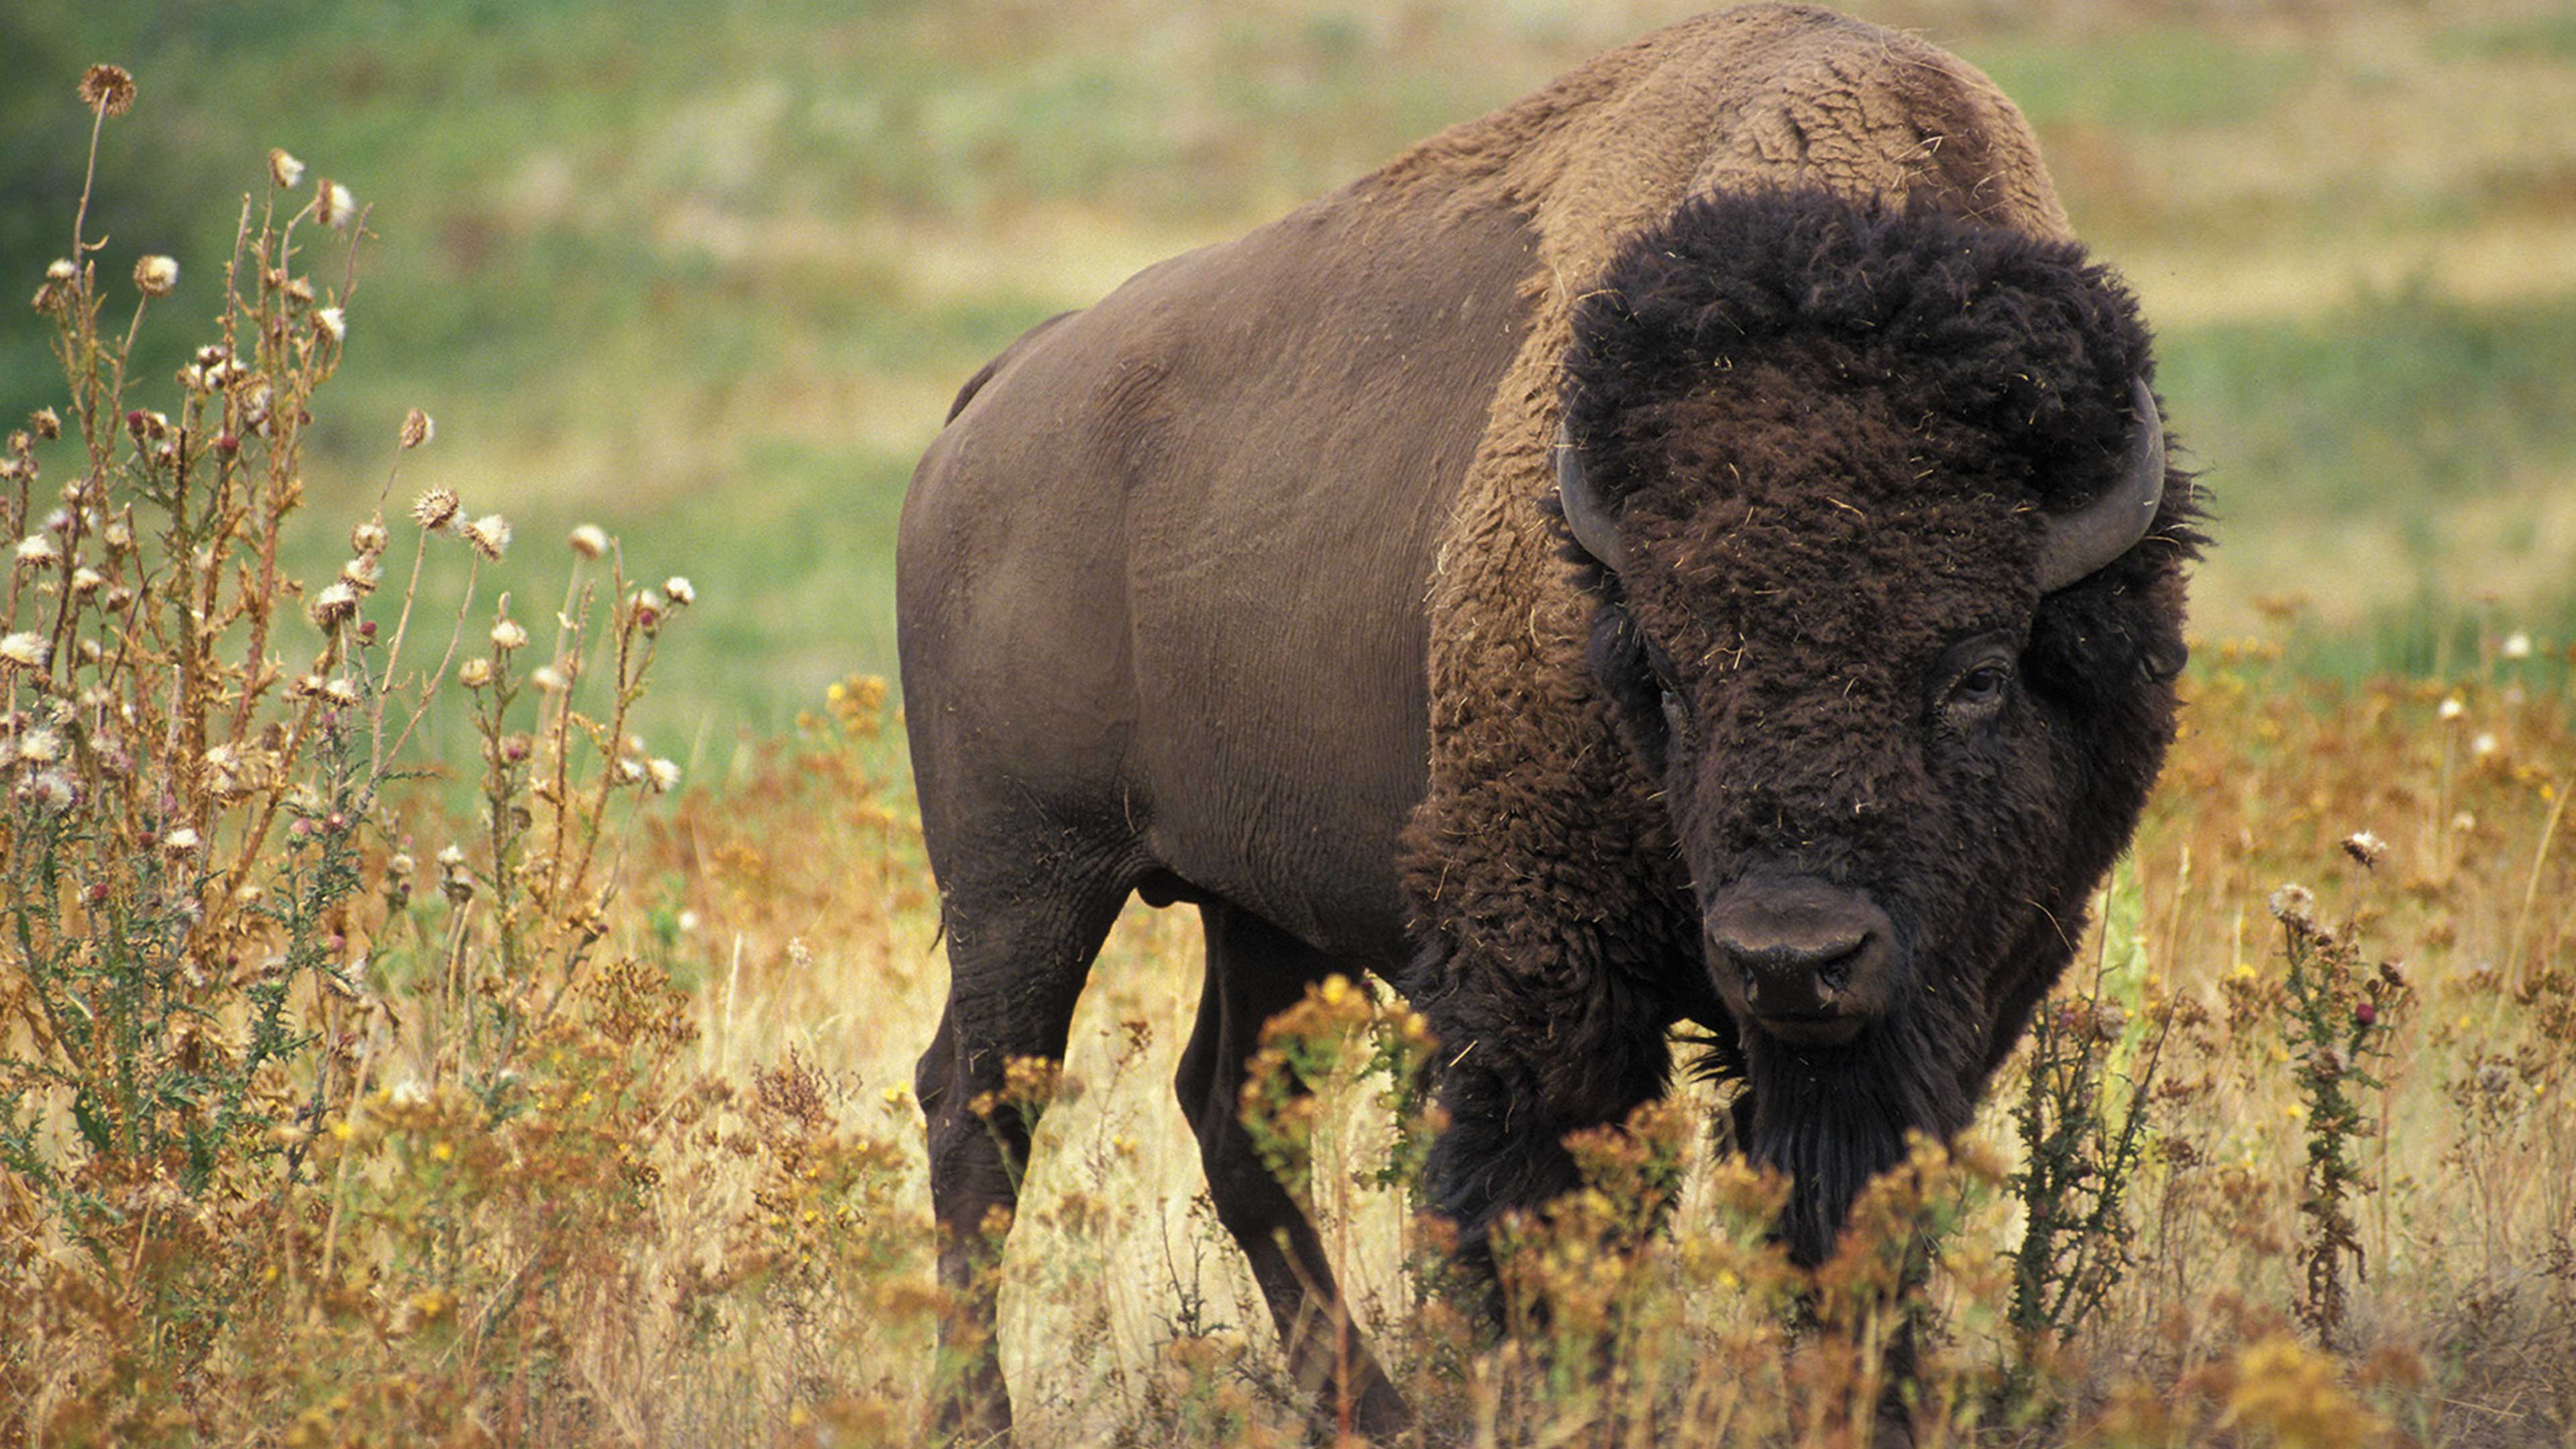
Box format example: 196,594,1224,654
3,1,2574,1444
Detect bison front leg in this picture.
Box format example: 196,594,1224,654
1181,904,1408,1441
1415,938,1678,1327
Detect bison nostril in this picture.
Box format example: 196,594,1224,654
1721,936,1864,975
1702,877,1896,1021
1725,935,1866,1014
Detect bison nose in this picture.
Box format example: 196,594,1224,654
1703,877,1898,1041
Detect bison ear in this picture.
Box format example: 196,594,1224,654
1555,422,1631,574
2036,377,2165,593
2143,633,2189,684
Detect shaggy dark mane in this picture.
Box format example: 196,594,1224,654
1533,188,2207,1268
1561,188,2161,519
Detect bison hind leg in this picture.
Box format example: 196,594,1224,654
1179,902,1409,1441
916,865,1132,1445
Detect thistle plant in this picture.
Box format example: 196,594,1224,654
2266,861,2410,1346
1,66,708,1438
3,63,399,1278
2006,943,2175,1368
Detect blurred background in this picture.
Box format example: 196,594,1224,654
7,0,2573,747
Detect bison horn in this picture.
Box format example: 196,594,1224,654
2036,376,2166,594
1554,422,1631,574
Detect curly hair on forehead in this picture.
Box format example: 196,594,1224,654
1559,186,2159,515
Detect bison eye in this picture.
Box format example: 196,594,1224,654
1953,663,2009,706
1933,633,2021,729
1660,684,1691,740
1941,661,2014,726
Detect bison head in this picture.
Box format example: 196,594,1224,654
1553,189,2196,1263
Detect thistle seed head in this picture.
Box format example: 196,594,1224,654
309,581,360,630
133,255,178,297
411,488,460,531
2267,883,2316,929
315,178,355,229
78,64,136,117
462,513,511,561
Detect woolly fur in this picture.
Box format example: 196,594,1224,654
1399,18,2198,1276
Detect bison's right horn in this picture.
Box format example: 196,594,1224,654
1555,422,1631,574
2036,376,2166,593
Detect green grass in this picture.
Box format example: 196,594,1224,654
2433,10,2576,61
6,0,2573,737
2280,588,2576,688
2161,286,2576,521
1966,27,2313,133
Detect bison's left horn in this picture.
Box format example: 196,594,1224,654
1555,422,1631,574
2037,376,2166,593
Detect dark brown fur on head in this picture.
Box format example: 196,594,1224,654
1554,188,2199,1265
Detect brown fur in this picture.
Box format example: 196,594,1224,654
1389,1,2087,1260
1397,4,2070,959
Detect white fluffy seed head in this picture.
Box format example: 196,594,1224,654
463,514,511,562
1,631,48,667
133,255,178,297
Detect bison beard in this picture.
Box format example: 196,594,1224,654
1738,1009,1974,1267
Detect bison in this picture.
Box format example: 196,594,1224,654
898,3,2196,1439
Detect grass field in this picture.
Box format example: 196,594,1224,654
3,1,2575,1444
